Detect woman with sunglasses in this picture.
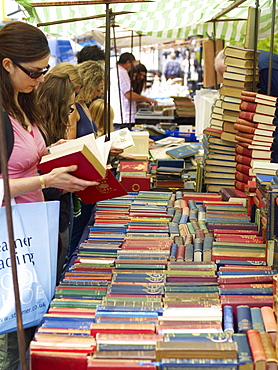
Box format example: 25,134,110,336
0,21,98,369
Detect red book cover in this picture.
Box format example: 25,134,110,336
31,352,88,370
213,228,258,235
239,110,276,124
90,323,155,337
235,117,276,131
121,176,150,192
241,91,278,104
235,144,272,159
119,161,149,172
234,123,274,137
235,154,253,166
235,171,253,183
88,360,156,369
234,180,248,192
236,132,274,143
236,163,253,176
246,329,267,365
203,127,223,137
75,169,127,204
212,255,266,262
218,276,273,284
215,236,264,243
240,100,277,116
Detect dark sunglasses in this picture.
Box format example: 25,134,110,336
13,61,50,79
69,107,75,114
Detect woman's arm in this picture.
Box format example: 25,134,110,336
8,165,98,198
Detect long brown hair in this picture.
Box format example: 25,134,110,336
37,71,75,146
0,21,50,128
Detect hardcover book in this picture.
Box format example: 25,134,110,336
223,46,260,59
165,145,198,159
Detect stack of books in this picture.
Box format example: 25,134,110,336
171,96,196,118
203,46,262,192
118,160,151,192
234,91,278,192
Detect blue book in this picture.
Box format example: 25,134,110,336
232,333,253,370
220,287,273,295
163,332,232,342
170,243,178,261
250,307,265,332
218,270,278,275
236,305,252,333
215,259,267,266
223,305,234,334
160,358,238,369
166,145,198,159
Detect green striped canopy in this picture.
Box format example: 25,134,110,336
16,0,278,42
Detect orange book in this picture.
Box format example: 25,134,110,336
241,91,277,104
261,306,277,348
240,100,277,116
246,329,267,369
234,123,275,137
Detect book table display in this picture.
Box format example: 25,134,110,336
30,190,278,369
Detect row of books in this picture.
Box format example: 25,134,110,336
29,190,278,369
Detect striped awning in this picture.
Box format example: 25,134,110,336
16,0,278,42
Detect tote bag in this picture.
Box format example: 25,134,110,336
0,194,59,334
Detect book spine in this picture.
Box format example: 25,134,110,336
184,244,194,262
236,305,253,333
246,329,267,363
232,333,253,366
223,305,234,334
193,238,203,262
176,245,186,262
169,243,178,262
250,307,265,333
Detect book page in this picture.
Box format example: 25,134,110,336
110,128,135,150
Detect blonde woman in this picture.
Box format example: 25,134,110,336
89,98,114,137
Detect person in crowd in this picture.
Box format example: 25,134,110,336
163,52,182,80
0,21,98,370
68,60,123,256
130,62,148,94
110,52,157,124
76,45,105,64
214,48,278,97
36,71,76,281
89,98,114,137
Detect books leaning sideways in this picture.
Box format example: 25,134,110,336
37,133,128,204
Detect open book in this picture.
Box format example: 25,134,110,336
110,127,135,150
37,133,127,203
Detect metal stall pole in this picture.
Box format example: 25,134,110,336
0,103,27,369
267,0,276,95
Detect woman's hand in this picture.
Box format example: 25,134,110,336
45,165,99,192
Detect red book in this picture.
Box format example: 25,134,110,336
90,323,155,337
240,91,278,105
240,100,277,115
246,329,267,368
215,236,264,243
234,122,275,137
235,171,253,183
239,110,276,124
235,154,254,167
213,228,258,235
121,175,150,192
31,352,88,370
218,276,273,284
119,161,149,172
236,117,276,131
236,163,253,176
236,131,274,143
234,180,248,192
88,360,157,369
235,144,272,159
203,127,223,137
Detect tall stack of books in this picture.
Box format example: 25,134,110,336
234,91,278,192
203,46,261,193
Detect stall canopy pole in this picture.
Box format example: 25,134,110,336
267,0,276,95
0,96,27,370
104,5,111,138
129,30,134,127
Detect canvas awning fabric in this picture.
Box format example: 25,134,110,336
16,0,278,42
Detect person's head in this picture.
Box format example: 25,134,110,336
76,60,104,104
0,21,50,127
170,52,177,59
49,62,82,93
130,63,147,94
37,71,75,146
214,49,226,77
76,45,105,64
89,98,114,137
118,52,136,71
